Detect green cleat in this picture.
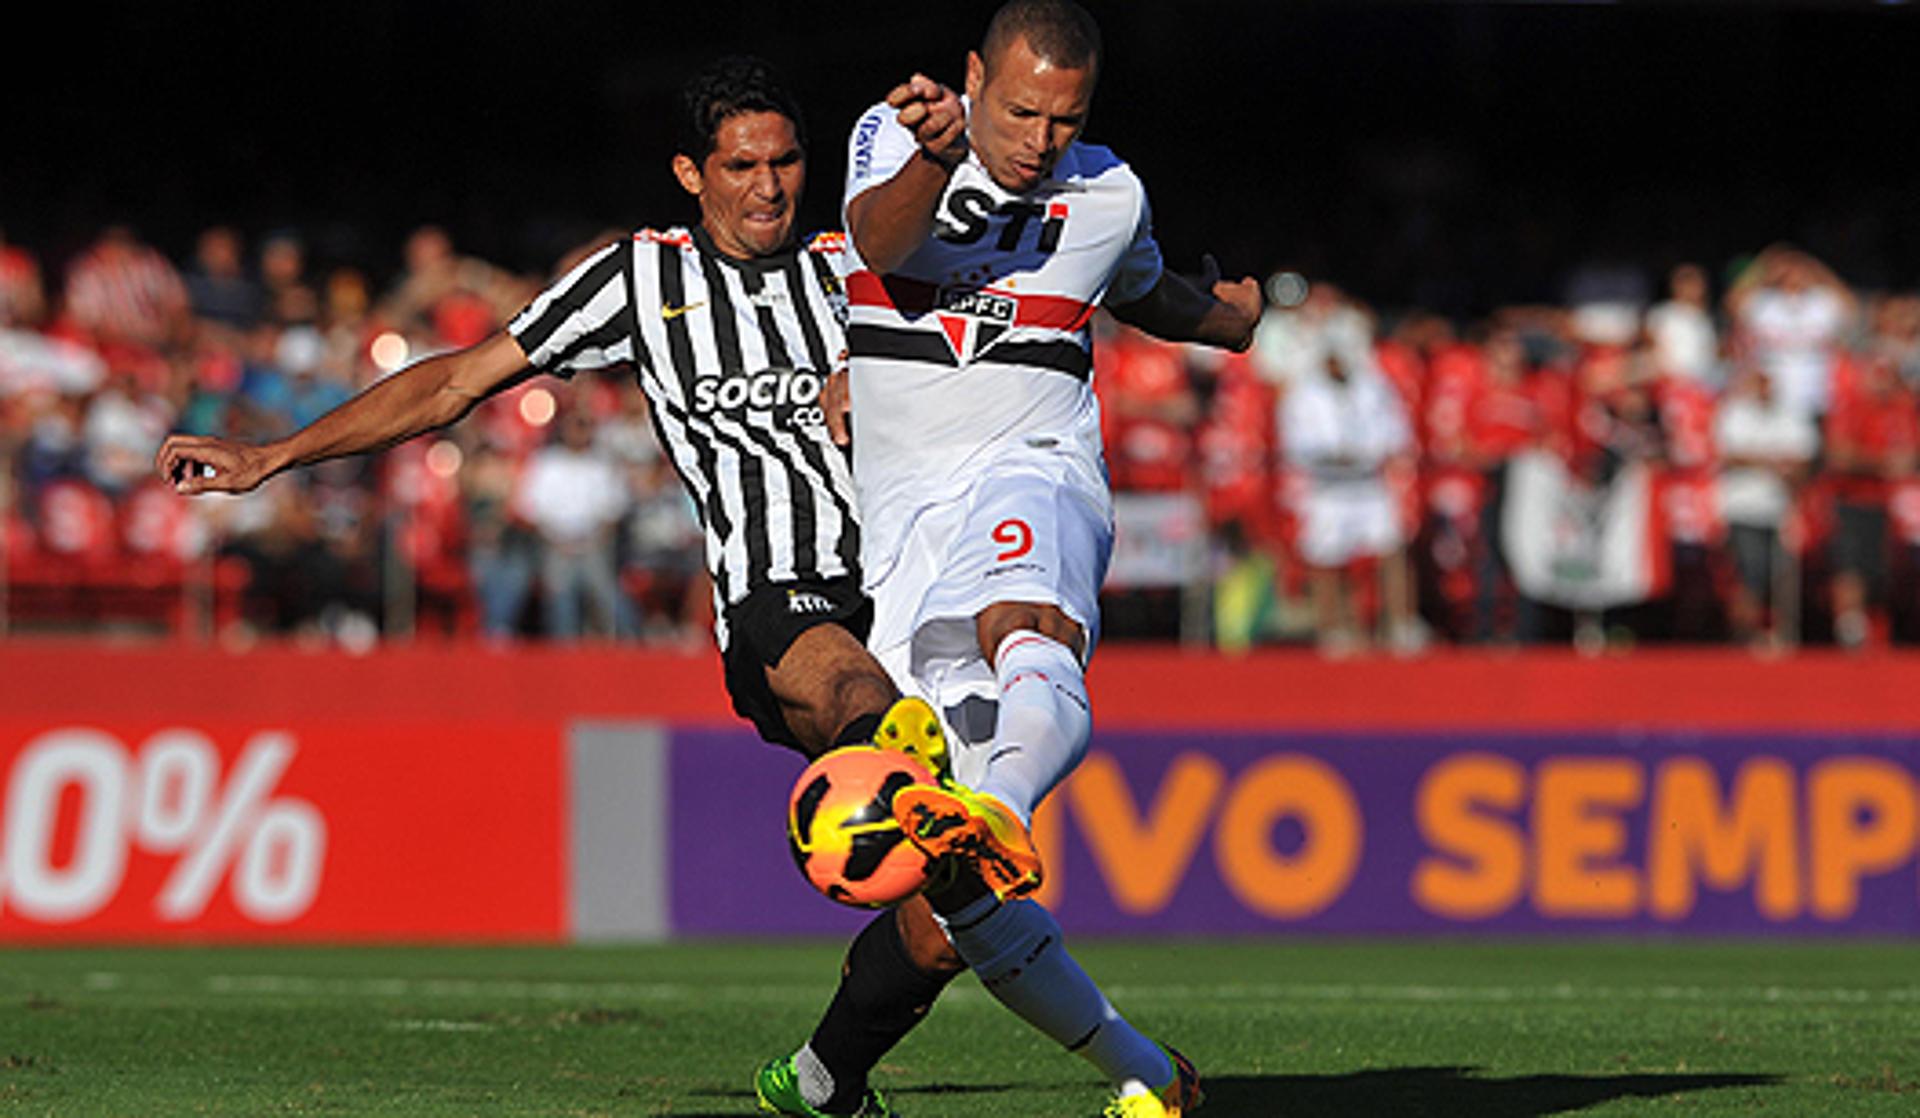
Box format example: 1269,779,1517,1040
754,1054,898,1117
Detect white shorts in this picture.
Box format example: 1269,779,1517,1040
868,455,1113,693
1297,479,1402,568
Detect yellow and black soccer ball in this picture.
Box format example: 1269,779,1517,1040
787,746,936,908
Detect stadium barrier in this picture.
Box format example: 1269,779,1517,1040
1,645,1917,942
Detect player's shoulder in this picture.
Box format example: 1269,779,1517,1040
1059,140,1143,194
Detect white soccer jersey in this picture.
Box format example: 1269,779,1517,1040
840,99,1163,579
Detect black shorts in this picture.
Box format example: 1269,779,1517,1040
720,576,874,753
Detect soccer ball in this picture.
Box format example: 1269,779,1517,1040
788,746,936,908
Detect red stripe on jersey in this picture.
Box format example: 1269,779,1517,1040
847,270,1095,332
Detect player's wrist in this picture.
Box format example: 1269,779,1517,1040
258,438,299,480
918,139,967,173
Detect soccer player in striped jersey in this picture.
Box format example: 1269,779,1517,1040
840,2,1263,1115
156,58,885,759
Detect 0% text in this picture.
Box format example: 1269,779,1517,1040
0,728,327,924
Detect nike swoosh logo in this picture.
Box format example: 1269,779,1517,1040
660,300,706,320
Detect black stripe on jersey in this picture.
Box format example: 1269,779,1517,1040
785,255,862,576
616,250,655,377
698,253,773,586
739,268,793,367
849,324,1092,381
975,339,1093,380
620,244,671,432
550,314,635,371
646,395,751,649
847,323,956,366
514,247,627,358
659,239,739,605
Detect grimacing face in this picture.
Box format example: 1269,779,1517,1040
675,110,805,259
964,34,1096,193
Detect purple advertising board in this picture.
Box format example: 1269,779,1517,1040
668,726,1920,936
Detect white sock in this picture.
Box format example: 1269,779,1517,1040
791,1043,835,1108
978,630,1091,822
941,896,1172,1090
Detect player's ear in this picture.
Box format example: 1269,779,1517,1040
672,153,704,198
966,50,985,101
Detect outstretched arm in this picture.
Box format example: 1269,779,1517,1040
157,331,534,495
1108,255,1263,353
845,75,969,275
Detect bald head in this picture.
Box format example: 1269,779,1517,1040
981,0,1101,81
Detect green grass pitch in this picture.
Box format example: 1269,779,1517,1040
2,938,1917,1115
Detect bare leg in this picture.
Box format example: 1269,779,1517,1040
765,623,899,757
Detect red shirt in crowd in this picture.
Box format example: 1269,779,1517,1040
1825,355,1919,505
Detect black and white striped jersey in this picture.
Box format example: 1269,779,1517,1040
506,225,859,650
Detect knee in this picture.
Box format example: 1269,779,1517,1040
977,603,1083,665
828,663,898,735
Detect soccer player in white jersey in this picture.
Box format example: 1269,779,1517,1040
840,2,1261,1115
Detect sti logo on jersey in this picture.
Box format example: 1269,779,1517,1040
935,188,1068,255
786,589,836,615
934,287,1016,362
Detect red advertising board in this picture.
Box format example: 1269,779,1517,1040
0,643,727,942
0,717,564,941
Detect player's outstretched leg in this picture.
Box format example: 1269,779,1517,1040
924,876,1189,1113
890,626,1090,898
974,627,1093,815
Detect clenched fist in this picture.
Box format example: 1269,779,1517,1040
886,73,967,169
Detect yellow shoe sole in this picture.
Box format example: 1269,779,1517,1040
873,696,950,781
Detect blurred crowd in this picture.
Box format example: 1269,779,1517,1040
0,222,706,646
1100,246,1918,655
2,222,1917,654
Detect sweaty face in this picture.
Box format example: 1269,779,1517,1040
964,36,1095,193
683,111,805,259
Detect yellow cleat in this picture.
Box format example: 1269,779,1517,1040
892,781,1042,901
873,696,950,781
1102,1045,1203,1118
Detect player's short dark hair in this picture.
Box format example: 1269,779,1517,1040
982,0,1102,77
676,55,807,162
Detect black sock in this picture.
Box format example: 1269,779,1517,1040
809,908,958,1112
